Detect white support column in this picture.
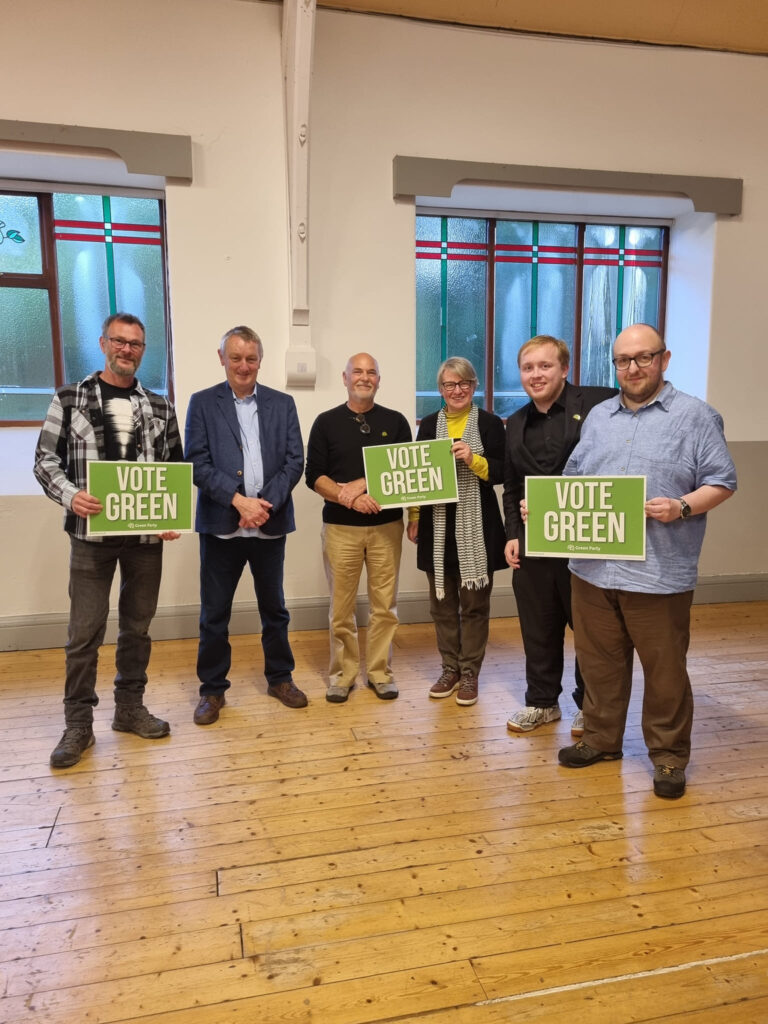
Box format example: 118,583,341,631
282,0,317,387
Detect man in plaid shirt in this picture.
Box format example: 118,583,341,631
34,313,184,768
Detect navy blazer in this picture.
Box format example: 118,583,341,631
185,380,304,536
502,381,617,542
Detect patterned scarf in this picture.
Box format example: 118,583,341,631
432,403,489,600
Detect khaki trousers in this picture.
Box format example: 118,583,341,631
322,520,403,688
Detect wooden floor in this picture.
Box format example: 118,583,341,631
1,601,767,1024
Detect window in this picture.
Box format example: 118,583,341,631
415,214,668,419
0,188,169,424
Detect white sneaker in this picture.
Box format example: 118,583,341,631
506,705,561,733
571,710,585,737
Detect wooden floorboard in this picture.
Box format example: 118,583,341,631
0,601,766,1023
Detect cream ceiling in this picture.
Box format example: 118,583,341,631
314,0,768,57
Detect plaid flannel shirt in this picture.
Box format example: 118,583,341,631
33,372,184,542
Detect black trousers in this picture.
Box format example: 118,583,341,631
512,554,584,709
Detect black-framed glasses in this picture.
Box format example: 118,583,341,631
612,349,665,371
352,413,371,435
441,379,475,393
107,336,146,353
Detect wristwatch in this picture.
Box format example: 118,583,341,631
679,498,692,519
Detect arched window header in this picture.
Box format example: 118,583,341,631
0,119,193,184
393,155,741,216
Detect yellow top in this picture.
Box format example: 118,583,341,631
409,407,488,522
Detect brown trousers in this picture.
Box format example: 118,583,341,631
571,575,694,768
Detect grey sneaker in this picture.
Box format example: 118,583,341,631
507,705,562,733
653,764,686,799
367,679,399,700
571,709,585,737
50,727,95,768
326,682,353,704
112,704,170,739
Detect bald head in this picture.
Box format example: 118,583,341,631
343,352,381,412
613,323,670,410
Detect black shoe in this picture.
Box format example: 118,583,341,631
653,764,686,799
50,727,95,768
558,740,623,768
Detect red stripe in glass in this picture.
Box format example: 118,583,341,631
55,232,162,246
55,219,160,234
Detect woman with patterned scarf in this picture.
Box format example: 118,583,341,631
407,357,507,705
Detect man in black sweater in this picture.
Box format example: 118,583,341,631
305,353,411,703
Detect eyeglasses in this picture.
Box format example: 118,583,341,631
441,380,475,393
612,349,665,371
108,336,146,353
352,413,371,435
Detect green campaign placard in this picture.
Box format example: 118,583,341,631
525,475,646,560
363,439,459,509
86,461,194,536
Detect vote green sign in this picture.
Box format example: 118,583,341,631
86,461,194,537
525,475,646,559
363,439,458,509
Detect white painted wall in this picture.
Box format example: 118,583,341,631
1,1,765,638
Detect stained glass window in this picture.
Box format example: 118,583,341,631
0,189,169,423
416,214,667,418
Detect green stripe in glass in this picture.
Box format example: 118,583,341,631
440,217,447,362
616,225,626,334
530,222,539,336
102,195,117,313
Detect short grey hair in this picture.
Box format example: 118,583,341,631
219,325,263,359
437,356,478,390
102,312,145,340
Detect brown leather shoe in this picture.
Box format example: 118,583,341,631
194,694,226,725
267,680,308,709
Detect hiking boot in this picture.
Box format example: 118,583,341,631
429,667,460,699
367,679,399,700
50,727,95,768
571,709,585,737
112,704,170,739
558,740,622,768
455,670,478,706
507,705,561,733
653,764,686,799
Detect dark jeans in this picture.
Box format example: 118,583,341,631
65,536,163,727
512,554,584,709
197,534,295,696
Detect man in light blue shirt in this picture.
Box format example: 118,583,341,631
557,324,736,799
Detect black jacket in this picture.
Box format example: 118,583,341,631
503,381,617,543
415,407,507,574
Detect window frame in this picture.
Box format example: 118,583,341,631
0,182,172,427
415,209,670,417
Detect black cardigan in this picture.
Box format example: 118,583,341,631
414,407,508,575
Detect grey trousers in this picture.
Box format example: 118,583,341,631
64,536,163,726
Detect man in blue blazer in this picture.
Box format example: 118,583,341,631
185,326,307,724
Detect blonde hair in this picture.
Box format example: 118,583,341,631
517,335,570,369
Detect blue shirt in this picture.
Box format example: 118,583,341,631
218,385,281,541
565,382,737,594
